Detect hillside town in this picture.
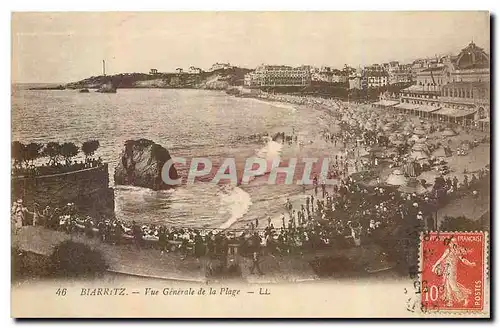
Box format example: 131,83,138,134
141,41,489,132
240,41,489,130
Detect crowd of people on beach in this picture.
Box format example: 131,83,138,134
11,159,488,263
12,95,490,274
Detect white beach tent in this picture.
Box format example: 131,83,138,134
399,178,428,195
413,127,427,136
386,169,408,186
409,150,429,161
442,128,457,137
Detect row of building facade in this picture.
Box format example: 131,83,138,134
375,42,490,126
243,65,311,87
241,41,490,126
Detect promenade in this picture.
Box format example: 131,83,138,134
13,226,400,283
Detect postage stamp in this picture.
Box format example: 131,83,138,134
420,232,487,313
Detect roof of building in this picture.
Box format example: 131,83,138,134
456,42,490,69
365,71,389,77
441,81,490,89
394,103,420,110
401,85,440,94
434,107,477,118
373,100,400,107
420,66,446,72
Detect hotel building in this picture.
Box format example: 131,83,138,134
244,65,311,88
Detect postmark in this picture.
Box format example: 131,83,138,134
420,232,487,312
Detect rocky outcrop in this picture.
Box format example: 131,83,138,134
114,139,178,190
65,67,252,90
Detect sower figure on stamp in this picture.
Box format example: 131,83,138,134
431,237,476,307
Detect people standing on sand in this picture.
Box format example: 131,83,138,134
249,240,264,275
313,175,318,196
32,203,40,226
42,205,51,227
132,220,143,250
452,176,459,192
470,174,478,186
281,213,286,229
285,198,292,212
267,216,271,227
11,199,27,234
321,181,326,198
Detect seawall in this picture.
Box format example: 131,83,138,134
11,164,114,217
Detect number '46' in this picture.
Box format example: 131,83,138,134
56,288,67,296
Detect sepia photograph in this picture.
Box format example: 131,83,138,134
10,11,490,318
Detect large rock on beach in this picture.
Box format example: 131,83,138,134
114,139,178,190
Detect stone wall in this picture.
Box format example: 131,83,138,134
12,164,114,217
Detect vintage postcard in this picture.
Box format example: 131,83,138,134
11,11,490,318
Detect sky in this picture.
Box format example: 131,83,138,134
11,11,490,83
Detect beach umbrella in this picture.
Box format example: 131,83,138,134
358,148,370,157
442,128,457,137
386,169,408,186
410,134,422,142
461,140,472,151
398,178,428,195
388,133,400,141
413,127,426,136
409,150,429,161
433,147,449,158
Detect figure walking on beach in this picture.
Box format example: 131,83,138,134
249,232,264,275
131,220,143,250
11,199,28,234
32,203,40,226
431,237,476,307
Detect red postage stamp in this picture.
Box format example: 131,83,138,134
420,232,487,312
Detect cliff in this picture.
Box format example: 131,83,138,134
65,67,252,91
114,139,179,190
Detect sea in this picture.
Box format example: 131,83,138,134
12,85,343,229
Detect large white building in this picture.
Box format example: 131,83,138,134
244,65,311,87
366,71,389,88
311,67,347,84
209,62,233,71
188,66,203,74
396,41,490,125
